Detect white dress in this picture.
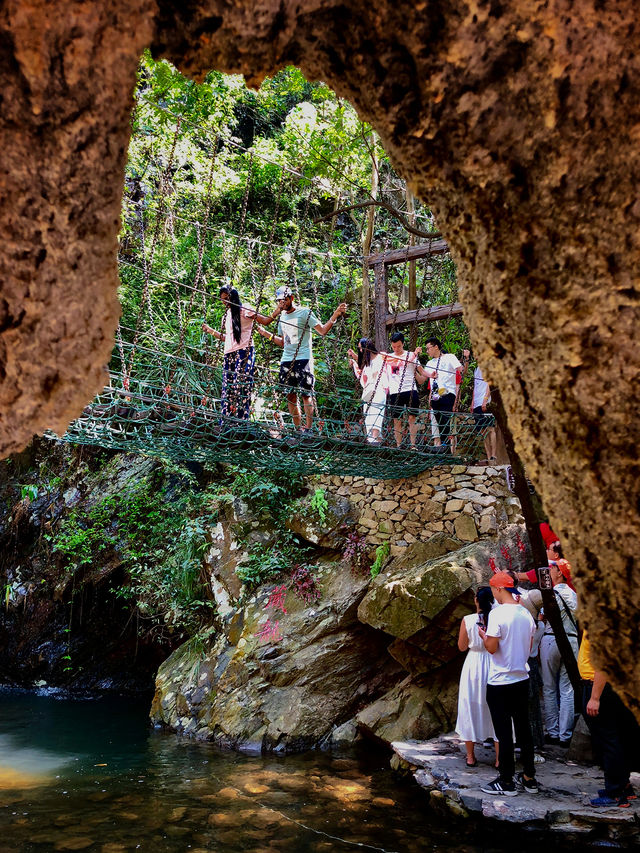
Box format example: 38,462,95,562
357,354,387,438
455,613,496,742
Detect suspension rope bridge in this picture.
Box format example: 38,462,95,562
51,94,493,479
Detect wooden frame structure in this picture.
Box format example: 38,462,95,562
366,239,463,350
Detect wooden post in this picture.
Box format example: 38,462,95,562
491,389,582,693
406,189,417,348
374,262,388,353
362,261,371,335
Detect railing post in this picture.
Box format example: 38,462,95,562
374,262,388,352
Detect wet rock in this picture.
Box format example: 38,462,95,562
54,838,94,851
356,669,458,746
151,561,401,752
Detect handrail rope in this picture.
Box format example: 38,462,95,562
121,209,362,262
169,133,220,384
122,117,182,389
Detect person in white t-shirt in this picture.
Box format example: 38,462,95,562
469,357,497,463
478,571,538,797
384,331,426,449
424,337,462,448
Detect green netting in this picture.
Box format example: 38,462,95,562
54,342,493,479
50,88,488,478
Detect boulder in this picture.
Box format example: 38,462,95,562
356,668,459,746
357,526,528,674
286,493,356,549
150,561,401,752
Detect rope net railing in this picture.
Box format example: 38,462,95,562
52,85,493,478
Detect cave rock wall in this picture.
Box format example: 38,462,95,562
1,2,639,710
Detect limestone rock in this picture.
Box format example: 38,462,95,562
357,527,526,673
454,515,478,542
286,493,356,549
150,561,401,752
356,669,458,746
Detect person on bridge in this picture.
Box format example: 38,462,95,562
202,285,276,420
256,286,346,432
384,332,426,450
423,337,462,450
348,338,388,444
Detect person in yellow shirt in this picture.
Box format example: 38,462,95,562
579,632,640,807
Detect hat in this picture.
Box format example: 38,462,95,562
540,522,560,549
490,571,517,589
275,285,292,301
555,558,576,592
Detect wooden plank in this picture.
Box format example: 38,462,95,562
367,238,449,266
373,262,388,352
385,302,464,327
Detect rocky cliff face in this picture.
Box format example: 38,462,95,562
151,463,528,752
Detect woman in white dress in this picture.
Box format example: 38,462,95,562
455,586,498,767
348,338,388,443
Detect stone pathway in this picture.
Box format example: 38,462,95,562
391,734,640,845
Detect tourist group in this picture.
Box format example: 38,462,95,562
203,284,495,455
455,524,640,806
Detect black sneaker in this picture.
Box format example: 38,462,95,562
544,735,560,746
480,777,518,796
516,772,540,794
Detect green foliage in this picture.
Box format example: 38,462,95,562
370,541,390,578
310,488,329,525
53,465,216,636
20,484,38,502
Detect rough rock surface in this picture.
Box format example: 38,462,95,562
357,670,460,746
150,561,402,751
1,3,639,711
392,736,640,845
358,526,528,674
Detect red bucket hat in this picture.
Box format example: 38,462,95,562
540,522,560,549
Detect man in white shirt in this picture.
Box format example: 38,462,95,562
478,572,538,796
384,331,425,449
469,356,497,462
540,560,579,746
424,337,462,448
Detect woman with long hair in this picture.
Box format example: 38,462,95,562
347,338,388,443
203,285,274,420
455,586,498,767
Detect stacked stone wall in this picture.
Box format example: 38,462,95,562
314,464,523,557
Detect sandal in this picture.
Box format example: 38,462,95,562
465,759,478,768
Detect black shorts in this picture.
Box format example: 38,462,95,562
387,389,420,419
472,405,493,434
278,359,315,395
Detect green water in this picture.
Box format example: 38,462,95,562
0,690,566,852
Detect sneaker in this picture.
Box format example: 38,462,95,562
516,772,540,794
598,783,636,801
590,794,630,808
534,753,546,764
480,777,518,796
559,739,571,748
544,735,560,746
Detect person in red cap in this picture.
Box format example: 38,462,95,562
540,560,579,746
479,572,538,796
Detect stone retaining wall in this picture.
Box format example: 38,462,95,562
314,465,523,557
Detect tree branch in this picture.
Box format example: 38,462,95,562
313,200,441,239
